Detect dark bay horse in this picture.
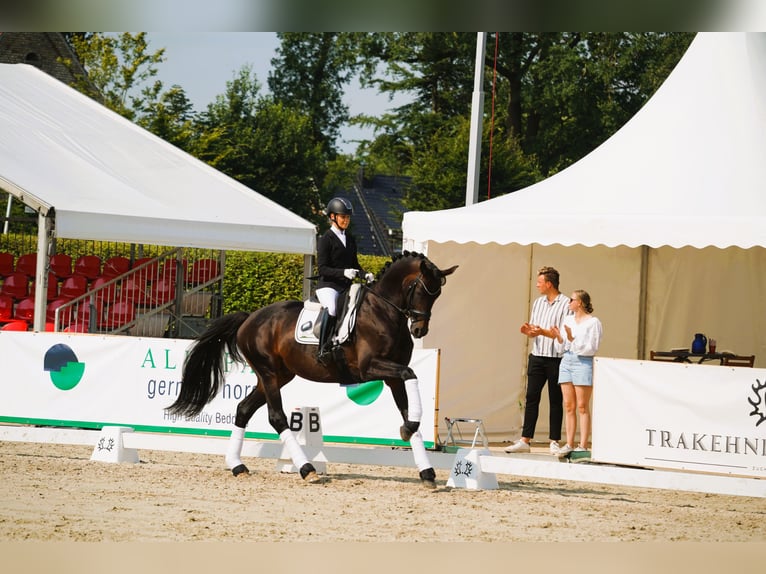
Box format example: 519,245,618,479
167,251,457,486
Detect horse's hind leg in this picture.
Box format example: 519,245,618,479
225,386,267,476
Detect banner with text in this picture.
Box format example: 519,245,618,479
0,332,439,447
593,358,766,478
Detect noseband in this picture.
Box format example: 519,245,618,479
366,272,441,323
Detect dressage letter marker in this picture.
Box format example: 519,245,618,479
446,448,498,490
277,406,327,474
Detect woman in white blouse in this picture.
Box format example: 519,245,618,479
551,290,603,457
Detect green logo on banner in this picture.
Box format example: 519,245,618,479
44,344,85,390
345,380,384,405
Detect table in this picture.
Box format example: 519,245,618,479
651,350,735,365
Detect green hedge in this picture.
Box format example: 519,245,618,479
223,252,390,314
0,233,391,315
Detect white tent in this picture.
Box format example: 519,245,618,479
0,64,317,328
402,32,766,442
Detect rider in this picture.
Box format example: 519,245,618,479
316,197,374,360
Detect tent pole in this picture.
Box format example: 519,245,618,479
637,245,649,359
465,32,486,207
303,254,313,300
3,194,11,234
33,210,52,331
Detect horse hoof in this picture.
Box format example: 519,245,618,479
231,464,250,477
303,471,324,484
419,467,436,488
400,425,413,441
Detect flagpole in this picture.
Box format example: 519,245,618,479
465,32,486,206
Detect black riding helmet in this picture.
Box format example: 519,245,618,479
325,197,353,216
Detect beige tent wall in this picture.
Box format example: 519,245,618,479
645,246,766,366
421,241,641,444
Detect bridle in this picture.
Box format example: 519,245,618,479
365,272,442,324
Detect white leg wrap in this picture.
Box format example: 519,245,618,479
225,426,245,470
404,378,422,422
409,430,431,472
279,429,310,469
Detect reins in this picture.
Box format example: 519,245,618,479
362,272,440,322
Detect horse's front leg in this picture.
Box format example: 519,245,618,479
225,385,266,476
366,358,436,488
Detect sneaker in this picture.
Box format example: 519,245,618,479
558,444,573,457
504,439,531,453
574,446,589,452
549,441,561,455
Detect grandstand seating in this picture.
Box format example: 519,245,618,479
90,276,119,303
13,296,35,322
1,320,28,331
186,258,220,286
73,255,102,280
14,253,37,277
102,256,131,278
59,275,88,299
0,252,14,277
31,272,59,301
49,254,73,279
1,272,29,300
99,301,136,330
0,294,13,321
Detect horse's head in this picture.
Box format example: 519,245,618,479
375,252,458,339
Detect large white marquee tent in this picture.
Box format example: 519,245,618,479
403,32,766,442
0,64,317,329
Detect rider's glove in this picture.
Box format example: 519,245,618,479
364,272,375,283
343,268,358,280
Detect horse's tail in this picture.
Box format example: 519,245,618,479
166,311,250,417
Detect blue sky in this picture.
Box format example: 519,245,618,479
146,32,408,154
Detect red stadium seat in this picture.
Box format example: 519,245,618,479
75,299,103,327
0,252,14,277
73,255,101,280
15,253,37,277
64,322,90,333
0,294,13,320
121,276,148,305
160,258,187,283
60,275,88,299
90,276,119,303
1,320,28,331
1,272,29,300
131,257,160,283
99,301,136,330
102,256,131,278
186,258,220,286
49,254,73,279
47,297,74,324
31,272,59,301
13,296,35,322
146,278,175,306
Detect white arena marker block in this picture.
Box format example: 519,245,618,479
277,406,327,474
447,448,498,490
90,426,139,464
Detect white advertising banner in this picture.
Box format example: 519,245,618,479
0,332,439,447
593,358,766,479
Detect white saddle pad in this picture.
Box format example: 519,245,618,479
294,284,361,346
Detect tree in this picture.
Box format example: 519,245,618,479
268,33,362,158
195,66,325,222
62,32,166,122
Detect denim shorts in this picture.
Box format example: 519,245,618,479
558,351,594,387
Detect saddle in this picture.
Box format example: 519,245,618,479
294,283,363,348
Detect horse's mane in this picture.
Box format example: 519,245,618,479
375,250,427,281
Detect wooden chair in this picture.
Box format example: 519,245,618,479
650,351,683,363
722,354,755,368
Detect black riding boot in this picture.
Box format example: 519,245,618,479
317,314,337,362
